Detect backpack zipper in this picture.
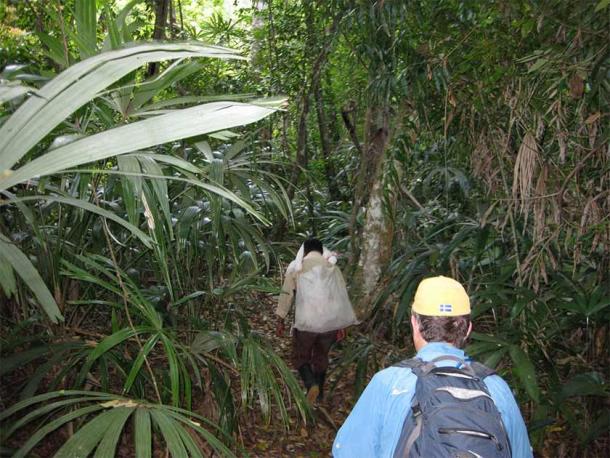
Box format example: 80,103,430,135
437,428,504,451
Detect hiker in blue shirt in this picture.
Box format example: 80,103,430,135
333,276,533,457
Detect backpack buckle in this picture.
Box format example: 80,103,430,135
412,404,422,417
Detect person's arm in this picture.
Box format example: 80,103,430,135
333,374,384,457
485,375,534,457
276,270,296,319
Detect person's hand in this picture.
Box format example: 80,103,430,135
276,320,285,337
336,328,346,342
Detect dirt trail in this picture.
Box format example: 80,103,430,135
240,293,359,457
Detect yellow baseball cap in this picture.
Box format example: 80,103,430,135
411,276,470,316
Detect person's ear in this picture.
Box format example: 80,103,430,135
466,321,473,339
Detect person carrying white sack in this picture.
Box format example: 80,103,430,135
276,238,359,403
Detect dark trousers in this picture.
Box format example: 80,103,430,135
292,328,337,373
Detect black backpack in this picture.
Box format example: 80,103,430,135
393,355,512,458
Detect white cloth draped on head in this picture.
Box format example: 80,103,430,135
286,243,337,275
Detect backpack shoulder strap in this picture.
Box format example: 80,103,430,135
429,354,466,365
394,357,436,377
429,355,496,380
394,357,424,369
392,358,429,458
469,361,496,379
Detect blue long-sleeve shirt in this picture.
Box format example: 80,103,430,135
333,342,533,457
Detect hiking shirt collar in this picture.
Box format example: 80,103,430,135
415,342,470,367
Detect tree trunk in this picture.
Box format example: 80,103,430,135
349,105,394,317
147,0,170,76
169,0,177,38
314,83,340,201
341,101,364,158
286,93,310,201
152,0,170,40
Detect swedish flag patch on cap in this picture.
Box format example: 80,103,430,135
439,304,453,313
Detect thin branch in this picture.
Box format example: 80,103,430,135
95,194,162,403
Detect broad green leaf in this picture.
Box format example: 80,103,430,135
150,409,188,457
528,57,548,73
93,407,134,458
560,372,609,399
117,154,143,227
123,334,160,394
0,102,276,191
66,168,270,224
0,233,63,323
585,300,610,317
0,390,113,422
77,326,153,386
54,407,128,458
173,419,205,458
470,332,510,346
116,0,141,35
0,254,17,297
13,405,104,457
509,345,540,403
129,61,204,114
482,347,508,369
126,152,202,174
161,334,181,407
208,129,241,140
103,4,122,50
0,81,32,103
139,156,173,238
134,408,152,458
0,42,242,171
86,327,149,362
4,396,102,439
595,0,610,12
171,291,206,307
74,0,98,59
137,93,256,112
36,32,70,67
3,195,153,248
164,409,236,457
191,331,232,354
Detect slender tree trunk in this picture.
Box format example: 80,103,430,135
169,0,177,38
250,1,266,65
314,83,340,201
152,0,170,40
341,101,364,158
177,0,184,32
147,0,170,76
287,94,310,200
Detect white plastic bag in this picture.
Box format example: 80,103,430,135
293,263,359,333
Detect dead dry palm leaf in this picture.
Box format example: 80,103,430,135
533,164,550,244
512,132,540,218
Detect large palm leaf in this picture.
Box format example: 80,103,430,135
0,391,235,457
